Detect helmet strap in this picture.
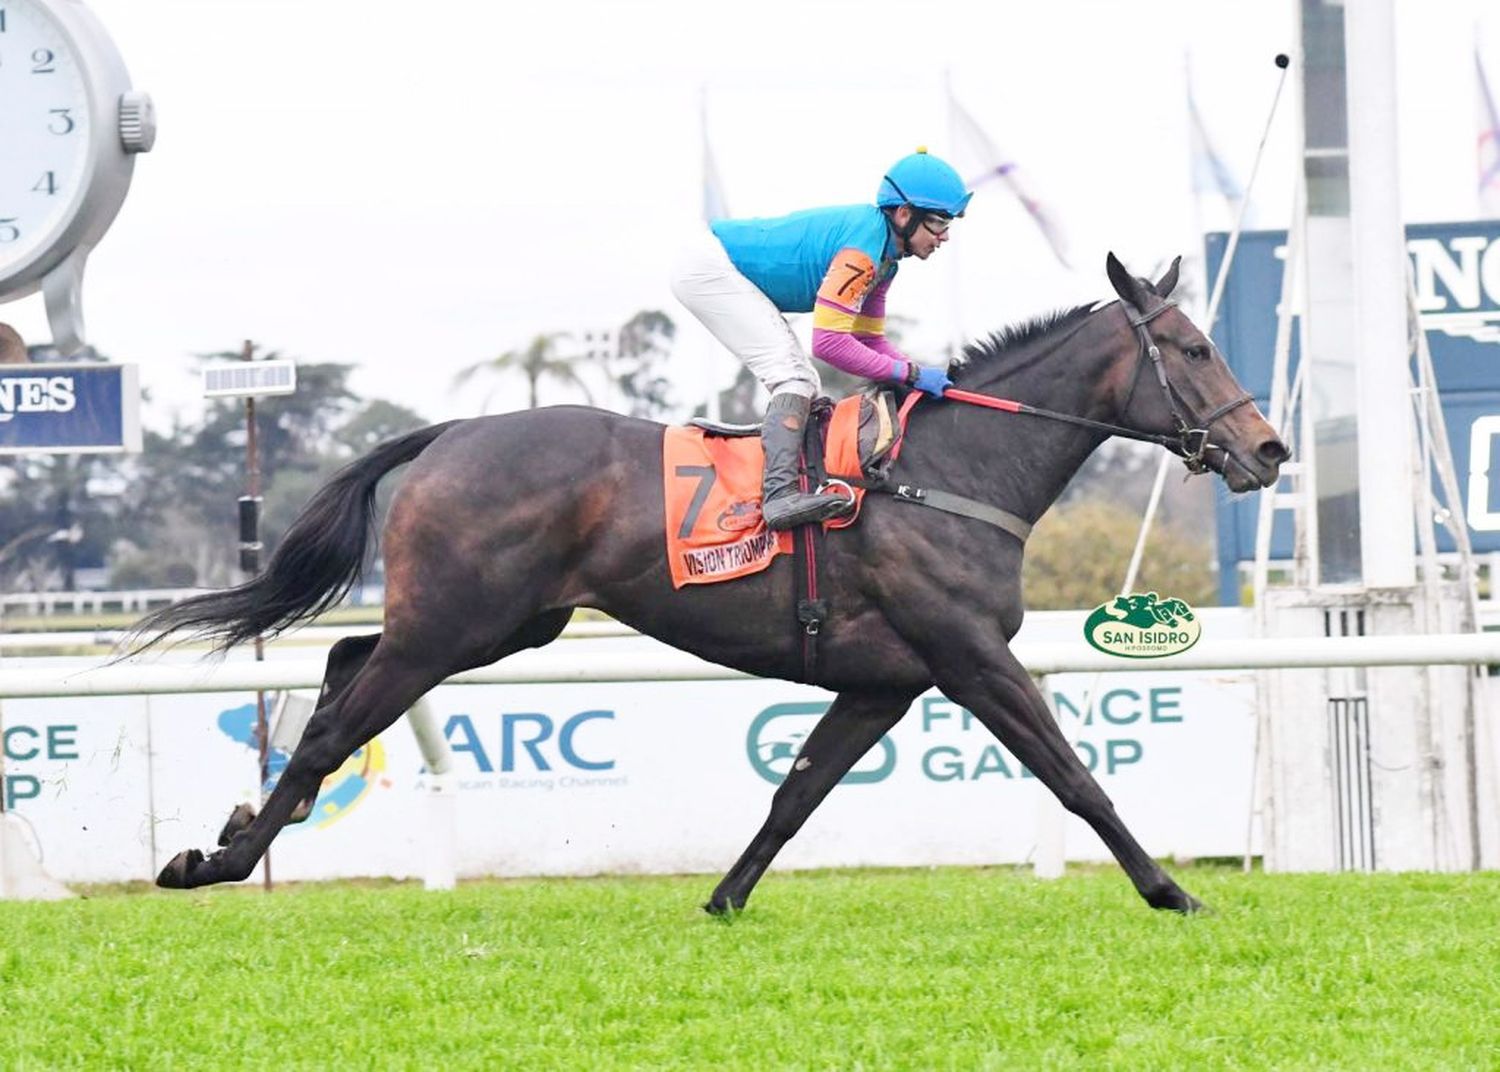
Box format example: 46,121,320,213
885,206,921,252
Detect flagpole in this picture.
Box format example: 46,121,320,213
1202,57,1291,335
700,85,723,420
944,69,964,364
1184,52,1210,325
1477,40,1500,218
949,85,1071,271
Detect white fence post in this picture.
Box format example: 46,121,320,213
406,698,457,891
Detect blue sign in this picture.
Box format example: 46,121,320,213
0,363,141,454
1207,221,1500,604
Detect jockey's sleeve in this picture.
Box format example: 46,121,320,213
811,248,912,382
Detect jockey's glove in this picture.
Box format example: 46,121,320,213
911,365,953,398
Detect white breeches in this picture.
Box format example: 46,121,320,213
669,228,819,400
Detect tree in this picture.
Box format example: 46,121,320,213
0,344,440,592
0,443,140,591
334,399,429,456
613,310,676,419
1022,499,1219,610
703,365,763,425
1059,439,1217,531
454,332,593,411
122,357,366,586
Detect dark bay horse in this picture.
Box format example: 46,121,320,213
134,253,1287,913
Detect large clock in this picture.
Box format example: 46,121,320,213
0,0,154,355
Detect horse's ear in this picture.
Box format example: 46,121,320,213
1152,256,1182,298
1106,251,1148,308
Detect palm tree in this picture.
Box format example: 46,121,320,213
454,332,594,412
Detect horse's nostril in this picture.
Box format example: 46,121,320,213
1258,438,1290,465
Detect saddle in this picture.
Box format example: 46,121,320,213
663,390,905,589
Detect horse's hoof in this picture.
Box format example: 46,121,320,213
703,891,745,918
1146,882,1206,915
156,848,205,889
217,803,256,846
1159,893,1208,915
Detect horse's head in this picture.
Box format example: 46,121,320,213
1103,252,1289,493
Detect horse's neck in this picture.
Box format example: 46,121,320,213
906,321,1121,522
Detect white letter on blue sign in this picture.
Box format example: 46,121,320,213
1467,415,1500,532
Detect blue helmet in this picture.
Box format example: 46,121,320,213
877,147,972,216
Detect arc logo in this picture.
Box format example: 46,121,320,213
1084,592,1201,659
746,701,895,785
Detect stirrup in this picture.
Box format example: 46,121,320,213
763,489,855,531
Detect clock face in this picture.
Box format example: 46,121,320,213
0,0,95,281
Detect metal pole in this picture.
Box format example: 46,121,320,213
1345,0,1416,587
241,339,271,892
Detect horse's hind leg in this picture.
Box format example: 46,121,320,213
159,644,446,889
216,633,382,844
707,689,916,915
160,611,574,889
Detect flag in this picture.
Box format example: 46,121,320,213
947,90,1071,269
1478,47,1500,217
701,90,729,224
1187,78,1251,223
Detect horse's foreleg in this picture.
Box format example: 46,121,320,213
706,689,916,915
216,633,383,844
932,641,1201,913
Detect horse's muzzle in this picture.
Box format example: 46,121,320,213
1218,435,1289,492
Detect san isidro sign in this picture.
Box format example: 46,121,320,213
0,363,141,454
1207,221,1500,605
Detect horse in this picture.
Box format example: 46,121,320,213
132,253,1287,913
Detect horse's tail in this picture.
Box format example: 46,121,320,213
128,420,465,653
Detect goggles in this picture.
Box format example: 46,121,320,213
919,213,954,236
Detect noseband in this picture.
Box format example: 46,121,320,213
1119,299,1254,474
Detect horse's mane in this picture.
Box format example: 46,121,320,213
952,302,1100,379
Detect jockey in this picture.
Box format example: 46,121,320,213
670,147,971,530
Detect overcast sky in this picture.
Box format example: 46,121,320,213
5,0,1498,428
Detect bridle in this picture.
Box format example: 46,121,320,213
834,297,1257,543
943,298,1254,476
1116,298,1254,474
836,296,1259,544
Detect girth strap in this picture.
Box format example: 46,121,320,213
886,483,1033,543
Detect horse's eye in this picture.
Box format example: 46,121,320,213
1185,345,1210,362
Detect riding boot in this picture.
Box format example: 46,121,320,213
760,393,853,531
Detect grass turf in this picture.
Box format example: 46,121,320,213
2,865,1497,1069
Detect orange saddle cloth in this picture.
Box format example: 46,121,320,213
662,427,793,589
661,391,904,589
